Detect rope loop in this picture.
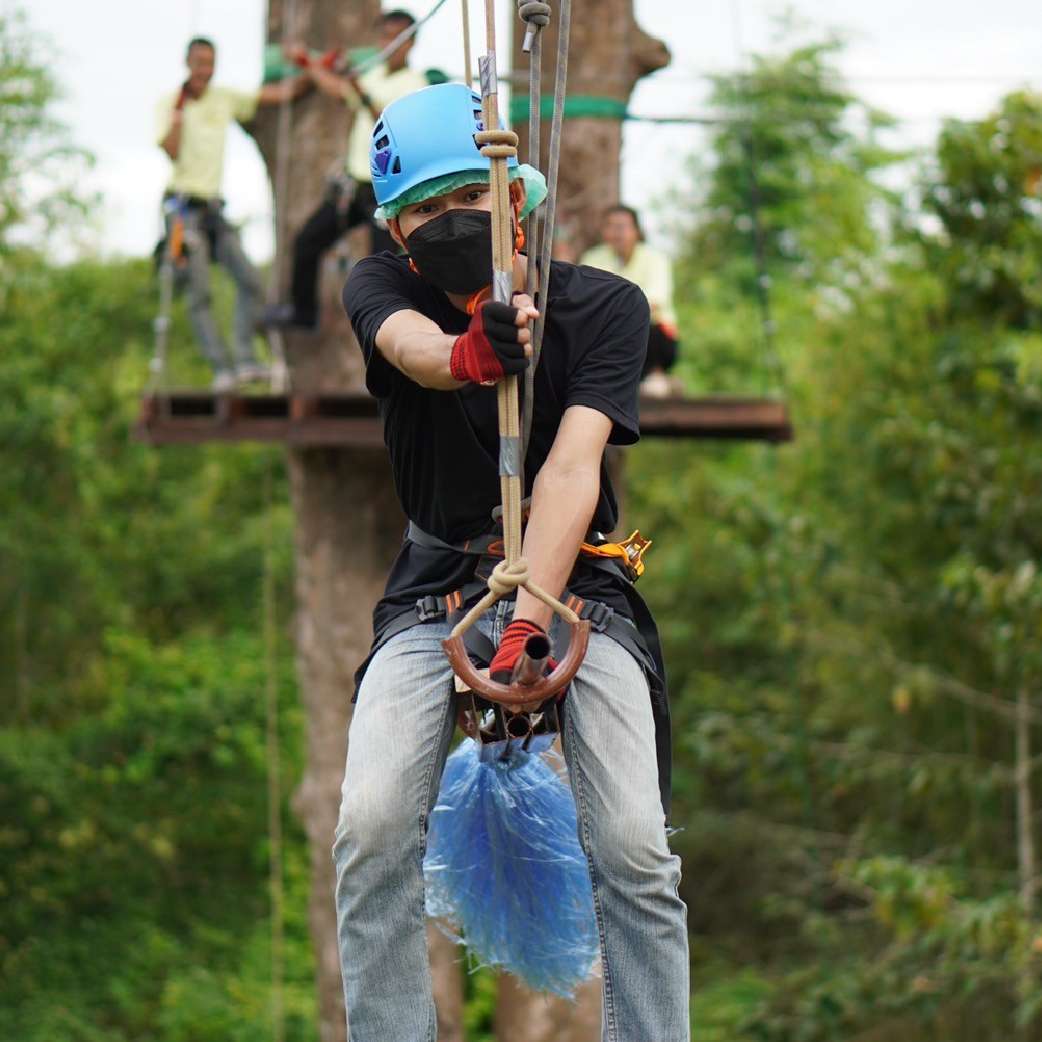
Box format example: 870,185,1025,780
517,0,551,28
475,128,519,161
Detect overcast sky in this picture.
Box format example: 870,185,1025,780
20,0,1042,260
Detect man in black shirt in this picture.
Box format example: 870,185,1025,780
335,82,689,1041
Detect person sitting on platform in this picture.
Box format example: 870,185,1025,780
579,203,681,396
334,82,690,1041
156,37,309,391
263,9,430,331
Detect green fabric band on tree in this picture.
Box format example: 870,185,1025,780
508,95,629,122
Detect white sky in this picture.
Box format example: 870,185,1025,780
20,0,1042,261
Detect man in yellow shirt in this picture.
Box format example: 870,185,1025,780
264,9,430,331
156,37,306,390
579,204,681,395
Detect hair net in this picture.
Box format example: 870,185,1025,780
374,162,548,221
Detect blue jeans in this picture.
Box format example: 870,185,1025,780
171,205,263,374
333,603,690,1041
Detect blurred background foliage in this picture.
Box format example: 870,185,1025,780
3,6,1042,1041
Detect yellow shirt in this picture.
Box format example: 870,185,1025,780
156,85,261,199
579,242,678,329
342,65,430,182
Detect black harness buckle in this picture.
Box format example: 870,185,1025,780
415,594,444,622
583,601,614,633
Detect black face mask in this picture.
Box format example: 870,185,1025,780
406,208,495,296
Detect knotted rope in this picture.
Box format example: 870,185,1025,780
447,0,580,655
452,559,580,640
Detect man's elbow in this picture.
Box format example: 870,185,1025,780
535,459,601,507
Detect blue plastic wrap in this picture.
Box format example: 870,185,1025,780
423,739,600,997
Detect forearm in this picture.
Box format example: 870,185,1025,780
160,116,182,160
308,64,352,101
513,459,601,630
375,310,464,389
391,332,464,389
258,73,311,105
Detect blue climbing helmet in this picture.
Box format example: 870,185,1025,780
370,81,519,209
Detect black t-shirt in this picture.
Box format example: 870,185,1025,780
343,252,650,638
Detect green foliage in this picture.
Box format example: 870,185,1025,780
678,36,900,301
639,30,1042,1042
0,251,310,1038
924,91,1042,329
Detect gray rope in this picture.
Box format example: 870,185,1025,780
350,0,452,76
518,0,571,460
518,1,551,53
521,8,543,440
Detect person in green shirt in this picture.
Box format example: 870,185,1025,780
156,37,307,390
579,204,681,396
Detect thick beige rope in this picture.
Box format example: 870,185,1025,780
449,0,577,643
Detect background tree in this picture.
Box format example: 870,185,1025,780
0,5,93,256
7,3,1042,1039
633,40,1042,1036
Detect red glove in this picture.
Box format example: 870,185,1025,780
490,620,556,685
449,300,528,385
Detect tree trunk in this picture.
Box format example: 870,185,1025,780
494,8,668,1038
286,446,403,1041
512,2,670,258
254,3,464,1039
494,976,603,1042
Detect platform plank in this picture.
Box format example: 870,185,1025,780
134,391,792,446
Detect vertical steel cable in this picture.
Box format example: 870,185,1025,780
520,0,570,460
262,453,285,1042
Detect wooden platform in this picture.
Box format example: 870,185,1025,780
134,391,793,446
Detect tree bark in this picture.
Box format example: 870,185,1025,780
286,446,403,1041
494,975,603,1042
254,3,464,1039
512,3,670,258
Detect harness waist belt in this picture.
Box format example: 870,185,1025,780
404,520,649,580
164,191,224,211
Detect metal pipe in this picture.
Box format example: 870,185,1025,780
512,632,552,686
503,710,534,758
524,702,560,754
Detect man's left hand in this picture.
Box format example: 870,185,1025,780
489,619,556,685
